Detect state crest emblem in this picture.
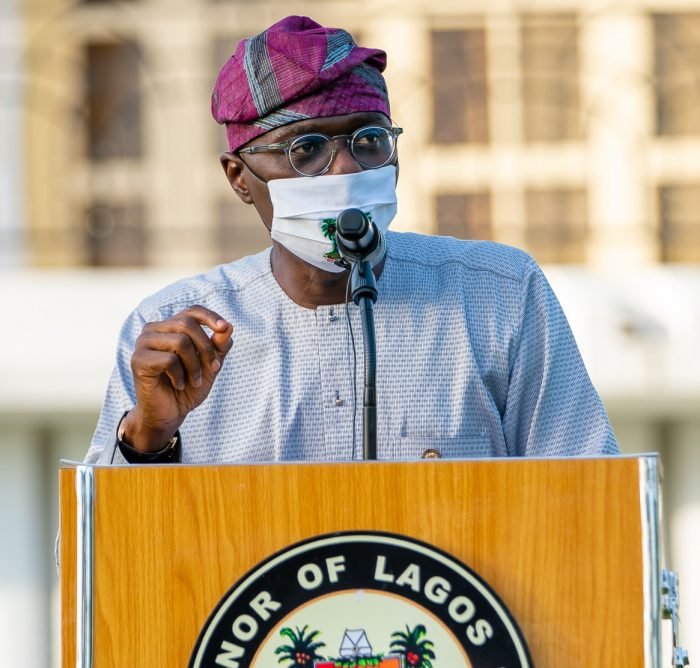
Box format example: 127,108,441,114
189,532,532,667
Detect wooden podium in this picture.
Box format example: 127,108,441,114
59,455,661,667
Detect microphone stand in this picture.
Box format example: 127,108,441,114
335,208,381,461
348,258,378,461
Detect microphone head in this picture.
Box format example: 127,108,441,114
336,208,369,240
335,208,384,266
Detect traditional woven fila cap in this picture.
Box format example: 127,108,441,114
212,15,391,152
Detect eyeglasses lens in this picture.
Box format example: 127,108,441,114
288,135,331,176
351,127,394,168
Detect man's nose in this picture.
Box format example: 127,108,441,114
326,137,363,175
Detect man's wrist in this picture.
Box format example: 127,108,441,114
116,411,181,463
119,409,180,453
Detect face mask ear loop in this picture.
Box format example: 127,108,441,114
345,272,358,460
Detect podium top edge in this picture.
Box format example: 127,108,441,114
59,453,659,470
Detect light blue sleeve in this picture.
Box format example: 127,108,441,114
83,308,148,465
502,259,619,456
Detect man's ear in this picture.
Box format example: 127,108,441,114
220,152,253,204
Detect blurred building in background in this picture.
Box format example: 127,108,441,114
1,1,699,665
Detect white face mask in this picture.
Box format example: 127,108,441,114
268,165,397,273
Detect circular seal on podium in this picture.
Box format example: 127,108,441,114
189,531,532,668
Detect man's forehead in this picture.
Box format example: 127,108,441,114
256,112,391,143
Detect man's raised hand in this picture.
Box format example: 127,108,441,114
121,306,233,452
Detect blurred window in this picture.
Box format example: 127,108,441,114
525,188,587,263
654,13,700,136
431,28,490,144
215,199,271,264
85,41,142,160
658,186,700,262
521,13,581,142
435,192,492,240
84,202,146,266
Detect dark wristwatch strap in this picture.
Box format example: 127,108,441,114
115,411,182,464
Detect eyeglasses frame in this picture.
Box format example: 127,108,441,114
237,125,403,176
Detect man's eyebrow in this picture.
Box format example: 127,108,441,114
270,114,389,142
273,124,315,140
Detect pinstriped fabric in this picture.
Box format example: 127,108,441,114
243,31,283,117
212,16,390,152
322,30,355,71
85,232,619,466
352,63,388,96
253,108,310,131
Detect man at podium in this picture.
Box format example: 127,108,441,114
83,16,618,466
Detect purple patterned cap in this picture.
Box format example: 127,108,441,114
212,16,391,152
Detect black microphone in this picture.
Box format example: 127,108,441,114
334,208,381,461
335,208,383,265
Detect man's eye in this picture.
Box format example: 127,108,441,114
354,128,387,147
290,137,326,155
356,132,379,145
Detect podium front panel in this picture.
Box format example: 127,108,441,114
59,456,659,667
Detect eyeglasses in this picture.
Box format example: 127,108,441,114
238,125,403,177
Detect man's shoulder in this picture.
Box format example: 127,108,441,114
386,231,536,283
136,248,272,319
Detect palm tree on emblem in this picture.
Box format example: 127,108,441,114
320,218,340,261
274,625,326,667
389,624,436,668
